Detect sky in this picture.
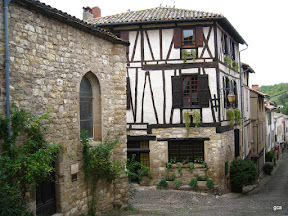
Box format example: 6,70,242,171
40,0,288,87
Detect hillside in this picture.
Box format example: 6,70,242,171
260,83,288,114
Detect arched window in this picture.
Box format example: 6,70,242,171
80,76,93,138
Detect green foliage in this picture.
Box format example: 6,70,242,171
260,83,288,115
234,109,241,125
184,111,190,135
0,107,62,215
206,179,214,191
189,178,198,188
265,150,275,162
191,110,200,128
232,61,239,72
188,162,194,172
156,179,168,189
176,162,182,175
263,162,274,175
224,56,232,69
230,159,258,192
227,109,235,128
126,155,151,183
82,131,122,216
173,179,183,189
182,49,196,63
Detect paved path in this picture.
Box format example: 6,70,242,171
127,152,288,216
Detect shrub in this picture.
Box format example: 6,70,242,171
206,179,214,191
265,150,275,162
173,179,183,189
230,159,258,192
156,179,168,189
189,178,198,188
263,162,274,175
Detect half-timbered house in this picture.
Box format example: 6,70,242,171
87,6,249,192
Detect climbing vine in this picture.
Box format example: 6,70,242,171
0,106,62,215
82,131,123,215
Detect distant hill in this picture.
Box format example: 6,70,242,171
260,83,288,114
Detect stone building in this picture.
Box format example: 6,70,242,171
249,85,268,173
86,6,252,193
0,0,129,215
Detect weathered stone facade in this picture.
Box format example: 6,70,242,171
128,126,239,194
0,0,129,215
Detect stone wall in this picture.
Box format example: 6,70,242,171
128,126,237,194
0,1,128,215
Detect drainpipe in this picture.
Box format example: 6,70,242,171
4,0,12,138
239,43,248,159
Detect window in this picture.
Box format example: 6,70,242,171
172,74,210,108
222,33,228,55
174,27,203,48
80,76,93,138
230,40,236,60
183,75,198,107
127,140,150,167
168,140,204,162
182,29,195,47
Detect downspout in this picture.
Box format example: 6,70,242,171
4,0,12,138
239,43,248,159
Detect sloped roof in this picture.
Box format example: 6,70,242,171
250,88,269,97
13,0,129,45
89,7,222,24
88,7,246,44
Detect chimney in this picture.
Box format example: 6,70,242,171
83,6,101,20
91,6,101,18
252,85,259,91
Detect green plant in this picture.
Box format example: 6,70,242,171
0,107,62,215
182,49,196,63
173,179,183,189
234,109,241,125
176,162,182,175
227,109,235,128
82,131,122,215
193,158,203,163
191,110,201,128
156,179,168,189
188,162,194,172
189,178,198,188
184,111,191,135
137,166,152,181
182,158,189,165
263,162,274,175
206,179,214,191
224,56,232,70
265,150,275,162
232,61,239,72
230,158,258,193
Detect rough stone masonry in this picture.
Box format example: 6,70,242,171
0,0,129,215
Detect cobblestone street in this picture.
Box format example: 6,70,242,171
125,152,288,216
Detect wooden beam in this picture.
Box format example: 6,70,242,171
142,62,217,71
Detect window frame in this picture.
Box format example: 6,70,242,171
182,74,199,108
182,28,196,48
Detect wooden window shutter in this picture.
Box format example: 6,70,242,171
120,31,129,54
198,74,210,108
173,28,181,48
196,27,203,47
126,77,132,110
171,76,182,108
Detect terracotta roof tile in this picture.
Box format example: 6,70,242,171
88,7,223,25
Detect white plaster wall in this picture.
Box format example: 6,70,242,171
144,30,160,60
129,31,141,61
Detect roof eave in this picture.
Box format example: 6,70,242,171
93,16,246,45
